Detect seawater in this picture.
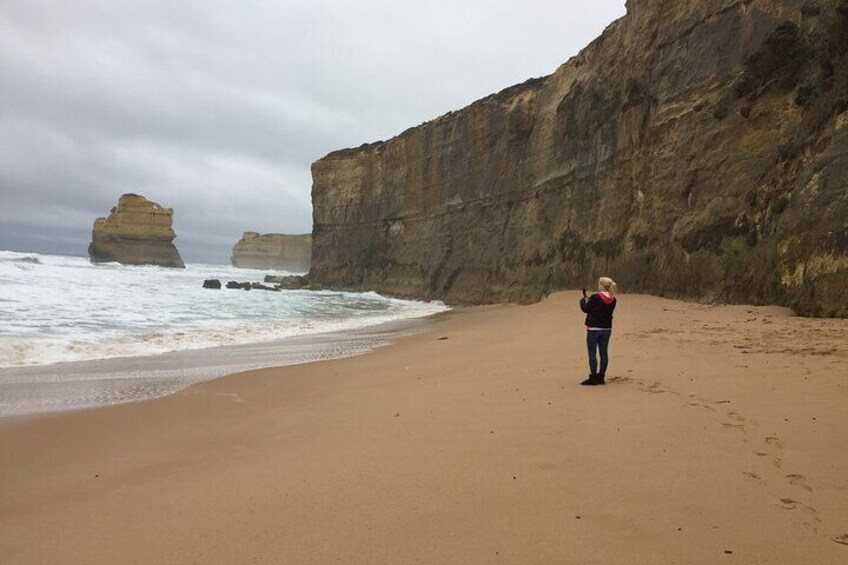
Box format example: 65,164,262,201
0,250,448,416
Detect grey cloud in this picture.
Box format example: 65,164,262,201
1,0,625,263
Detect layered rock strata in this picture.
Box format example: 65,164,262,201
311,0,848,316
231,232,312,272
88,193,185,268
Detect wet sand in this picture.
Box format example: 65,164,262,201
0,318,426,417
1,291,847,564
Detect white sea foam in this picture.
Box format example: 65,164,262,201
0,250,448,368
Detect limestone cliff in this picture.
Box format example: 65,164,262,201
231,232,312,272
88,193,185,268
311,0,848,316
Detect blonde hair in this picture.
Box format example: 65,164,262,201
599,276,617,296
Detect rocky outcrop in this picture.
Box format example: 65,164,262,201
231,232,311,272
88,194,185,268
311,0,848,317
265,274,312,289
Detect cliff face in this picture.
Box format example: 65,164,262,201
311,0,848,316
231,232,312,272
88,193,185,268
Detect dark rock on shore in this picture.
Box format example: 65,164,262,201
250,282,279,291
218,280,287,291
203,279,222,289
264,274,310,289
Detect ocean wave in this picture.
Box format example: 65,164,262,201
0,251,448,368
0,254,42,265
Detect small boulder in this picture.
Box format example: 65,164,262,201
273,275,310,290
203,279,222,289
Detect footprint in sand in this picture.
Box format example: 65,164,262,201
607,376,631,384
833,534,848,546
721,411,748,431
755,451,783,468
786,474,812,492
633,381,671,394
765,436,783,449
643,382,669,394
686,402,716,412
744,472,761,480
722,422,746,431
777,498,821,523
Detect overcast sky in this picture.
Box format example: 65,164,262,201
0,0,626,263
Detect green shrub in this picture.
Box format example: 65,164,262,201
680,218,738,254
713,98,731,120
623,78,646,109
745,190,758,207
557,83,620,140
558,230,586,263
800,3,821,16
735,22,802,98
590,89,621,128
767,22,802,54
746,230,759,247
796,68,824,106
778,140,801,161
771,196,789,215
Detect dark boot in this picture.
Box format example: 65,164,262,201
596,373,606,385
580,375,602,386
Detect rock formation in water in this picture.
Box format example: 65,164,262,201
88,193,185,268
231,232,312,272
311,0,848,317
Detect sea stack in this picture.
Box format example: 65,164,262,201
231,232,312,272
88,193,185,268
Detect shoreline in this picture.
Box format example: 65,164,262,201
2,291,847,564
0,310,451,420
0,250,448,377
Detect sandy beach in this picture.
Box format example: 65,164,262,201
1,291,847,564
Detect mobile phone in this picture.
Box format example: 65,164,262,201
581,288,587,298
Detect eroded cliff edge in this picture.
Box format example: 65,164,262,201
311,0,848,316
89,193,185,268
231,232,312,272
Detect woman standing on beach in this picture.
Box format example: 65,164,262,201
579,277,617,386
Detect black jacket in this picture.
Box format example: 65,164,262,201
580,293,616,329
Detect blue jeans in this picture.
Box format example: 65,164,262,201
587,330,612,376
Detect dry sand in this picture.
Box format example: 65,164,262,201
1,291,847,564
